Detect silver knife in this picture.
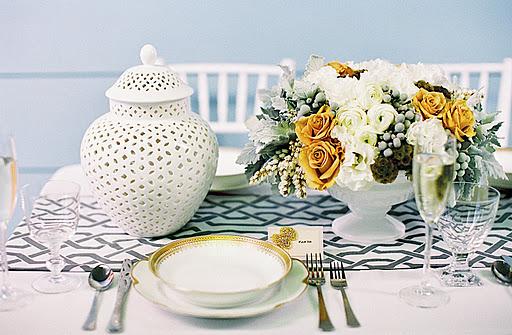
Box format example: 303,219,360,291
106,259,134,333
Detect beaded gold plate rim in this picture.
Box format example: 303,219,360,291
148,234,292,295
130,259,308,319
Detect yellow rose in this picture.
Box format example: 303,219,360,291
298,140,345,190
442,100,476,141
412,88,447,119
295,105,335,145
326,61,364,79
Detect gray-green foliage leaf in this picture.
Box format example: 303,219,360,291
236,142,259,165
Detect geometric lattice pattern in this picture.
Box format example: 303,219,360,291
6,192,512,272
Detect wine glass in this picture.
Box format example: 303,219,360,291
21,181,81,293
399,134,456,308
438,182,500,286
0,134,31,311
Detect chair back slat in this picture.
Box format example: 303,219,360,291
254,74,269,115
478,71,489,108
177,71,188,84
235,72,248,124
497,58,512,146
216,72,229,124
169,59,295,134
197,72,210,121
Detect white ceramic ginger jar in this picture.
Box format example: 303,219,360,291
81,45,218,237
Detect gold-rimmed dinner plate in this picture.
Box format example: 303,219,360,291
147,235,292,308
489,148,512,189
131,259,308,319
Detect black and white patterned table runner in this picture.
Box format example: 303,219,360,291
6,193,512,272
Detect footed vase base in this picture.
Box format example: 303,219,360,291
332,213,406,244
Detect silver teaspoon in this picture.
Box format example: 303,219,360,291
491,257,512,285
82,264,114,331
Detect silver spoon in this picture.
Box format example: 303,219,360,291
491,256,512,285
82,264,114,331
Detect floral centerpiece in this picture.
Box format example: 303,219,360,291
236,55,505,243
237,55,505,196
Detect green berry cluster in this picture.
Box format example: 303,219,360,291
454,141,473,179
296,89,327,117
376,85,420,158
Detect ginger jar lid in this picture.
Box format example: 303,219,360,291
105,44,193,103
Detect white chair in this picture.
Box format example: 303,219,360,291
437,58,512,146
169,59,295,134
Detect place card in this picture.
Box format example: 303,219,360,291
268,226,323,259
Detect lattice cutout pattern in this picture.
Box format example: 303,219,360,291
111,101,188,119
115,69,183,92
81,104,218,237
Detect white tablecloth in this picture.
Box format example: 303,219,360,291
2,166,512,335
2,269,511,335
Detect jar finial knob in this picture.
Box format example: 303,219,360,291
140,44,158,66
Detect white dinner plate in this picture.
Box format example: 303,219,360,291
210,147,249,191
147,235,292,308
489,148,512,189
131,259,307,318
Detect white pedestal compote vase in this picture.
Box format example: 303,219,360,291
328,174,412,244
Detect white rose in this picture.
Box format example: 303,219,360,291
406,118,448,153
367,104,398,133
355,81,384,110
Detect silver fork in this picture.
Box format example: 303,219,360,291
306,253,335,332
330,261,360,328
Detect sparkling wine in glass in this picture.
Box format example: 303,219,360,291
399,134,456,308
0,135,31,311
22,181,81,294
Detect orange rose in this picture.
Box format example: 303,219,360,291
412,88,447,119
298,140,344,190
295,105,335,145
442,100,476,141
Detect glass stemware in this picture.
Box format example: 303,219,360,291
0,134,31,311
399,134,456,308
21,181,81,294
438,182,500,286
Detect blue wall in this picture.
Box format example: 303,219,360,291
1,0,511,172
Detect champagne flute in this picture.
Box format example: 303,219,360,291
399,134,456,308
0,134,30,311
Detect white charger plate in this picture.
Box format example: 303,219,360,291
131,259,307,318
148,235,292,308
210,147,248,191
489,148,512,189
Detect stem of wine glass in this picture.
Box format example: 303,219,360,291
46,240,65,282
452,252,470,271
420,222,435,289
0,220,11,291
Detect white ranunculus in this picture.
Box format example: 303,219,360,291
353,125,378,147
367,104,398,133
355,81,384,110
406,118,448,153
336,105,368,134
